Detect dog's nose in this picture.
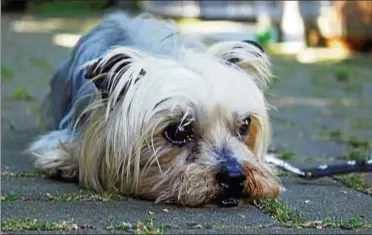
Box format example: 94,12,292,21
213,148,246,207
216,167,246,198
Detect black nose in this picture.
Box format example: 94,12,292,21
216,166,246,207
213,148,246,207
216,167,246,197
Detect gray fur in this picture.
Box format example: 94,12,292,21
43,12,206,130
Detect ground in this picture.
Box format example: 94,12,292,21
1,10,372,234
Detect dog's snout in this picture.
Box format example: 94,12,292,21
216,166,246,198
214,148,246,207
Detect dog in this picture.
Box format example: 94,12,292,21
27,12,280,207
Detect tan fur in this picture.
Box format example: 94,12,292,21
243,163,280,199
241,114,280,199
244,114,271,161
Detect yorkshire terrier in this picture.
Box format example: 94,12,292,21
27,12,280,207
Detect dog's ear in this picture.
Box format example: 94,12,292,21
84,47,145,98
207,40,272,90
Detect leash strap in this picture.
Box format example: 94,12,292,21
265,151,372,179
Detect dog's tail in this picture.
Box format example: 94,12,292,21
26,129,78,181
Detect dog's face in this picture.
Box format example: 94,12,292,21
81,41,280,207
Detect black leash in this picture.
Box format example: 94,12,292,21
266,151,372,179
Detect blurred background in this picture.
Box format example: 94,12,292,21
2,1,372,165
2,0,372,55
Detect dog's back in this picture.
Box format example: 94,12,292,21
43,12,205,130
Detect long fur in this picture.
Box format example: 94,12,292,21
27,12,280,206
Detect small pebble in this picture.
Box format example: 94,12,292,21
162,208,169,213
316,225,323,229
148,211,154,215
192,224,204,229
305,200,310,204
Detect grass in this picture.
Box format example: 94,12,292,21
1,192,20,201
317,129,370,149
254,198,372,229
341,148,368,161
310,63,370,95
11,87,36,101
107,219,168,234
278,151,297,161
347,136,370,149
321,215,372,229
1,219,89,231
253,198,304,225
353,118,372,129
296,215,372,229
26,0,107,17
0,171,127,202
28,105,40,118
48,191,128,202
2,65,13,82
316,128,371,193
337,173,372,195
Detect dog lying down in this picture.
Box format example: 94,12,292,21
27,12,281,207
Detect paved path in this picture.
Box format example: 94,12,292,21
1,13,372,234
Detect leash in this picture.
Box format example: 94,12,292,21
266,151,372,179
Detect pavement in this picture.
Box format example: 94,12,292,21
1,12,372,234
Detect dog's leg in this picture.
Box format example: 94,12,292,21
27,129,78,181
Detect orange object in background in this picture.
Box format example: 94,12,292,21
327,1,372,53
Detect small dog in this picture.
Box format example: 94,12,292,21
27,12,280,207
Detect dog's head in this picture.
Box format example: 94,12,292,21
80,40,280,207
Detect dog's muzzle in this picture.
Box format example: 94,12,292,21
215,153,246,207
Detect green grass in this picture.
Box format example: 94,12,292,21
27,0,108,17
353,118,372,129
316,128,371,193
341,148,368,161
322,215,372,229
49,191,128,202
28,105,40,118
253,198,304,225
317,129,370,149
1,65,13,82
311,63,370,95
107,219,168,234
278,151,297,161
0,178,127,202
293,215,372,229
337,173,372,194
347,136,370,149
1,219,87,231
1,192,20,201
11,87,36,101
253,198,372,229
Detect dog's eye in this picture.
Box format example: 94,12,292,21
163,122,194,147
238,116,251,137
